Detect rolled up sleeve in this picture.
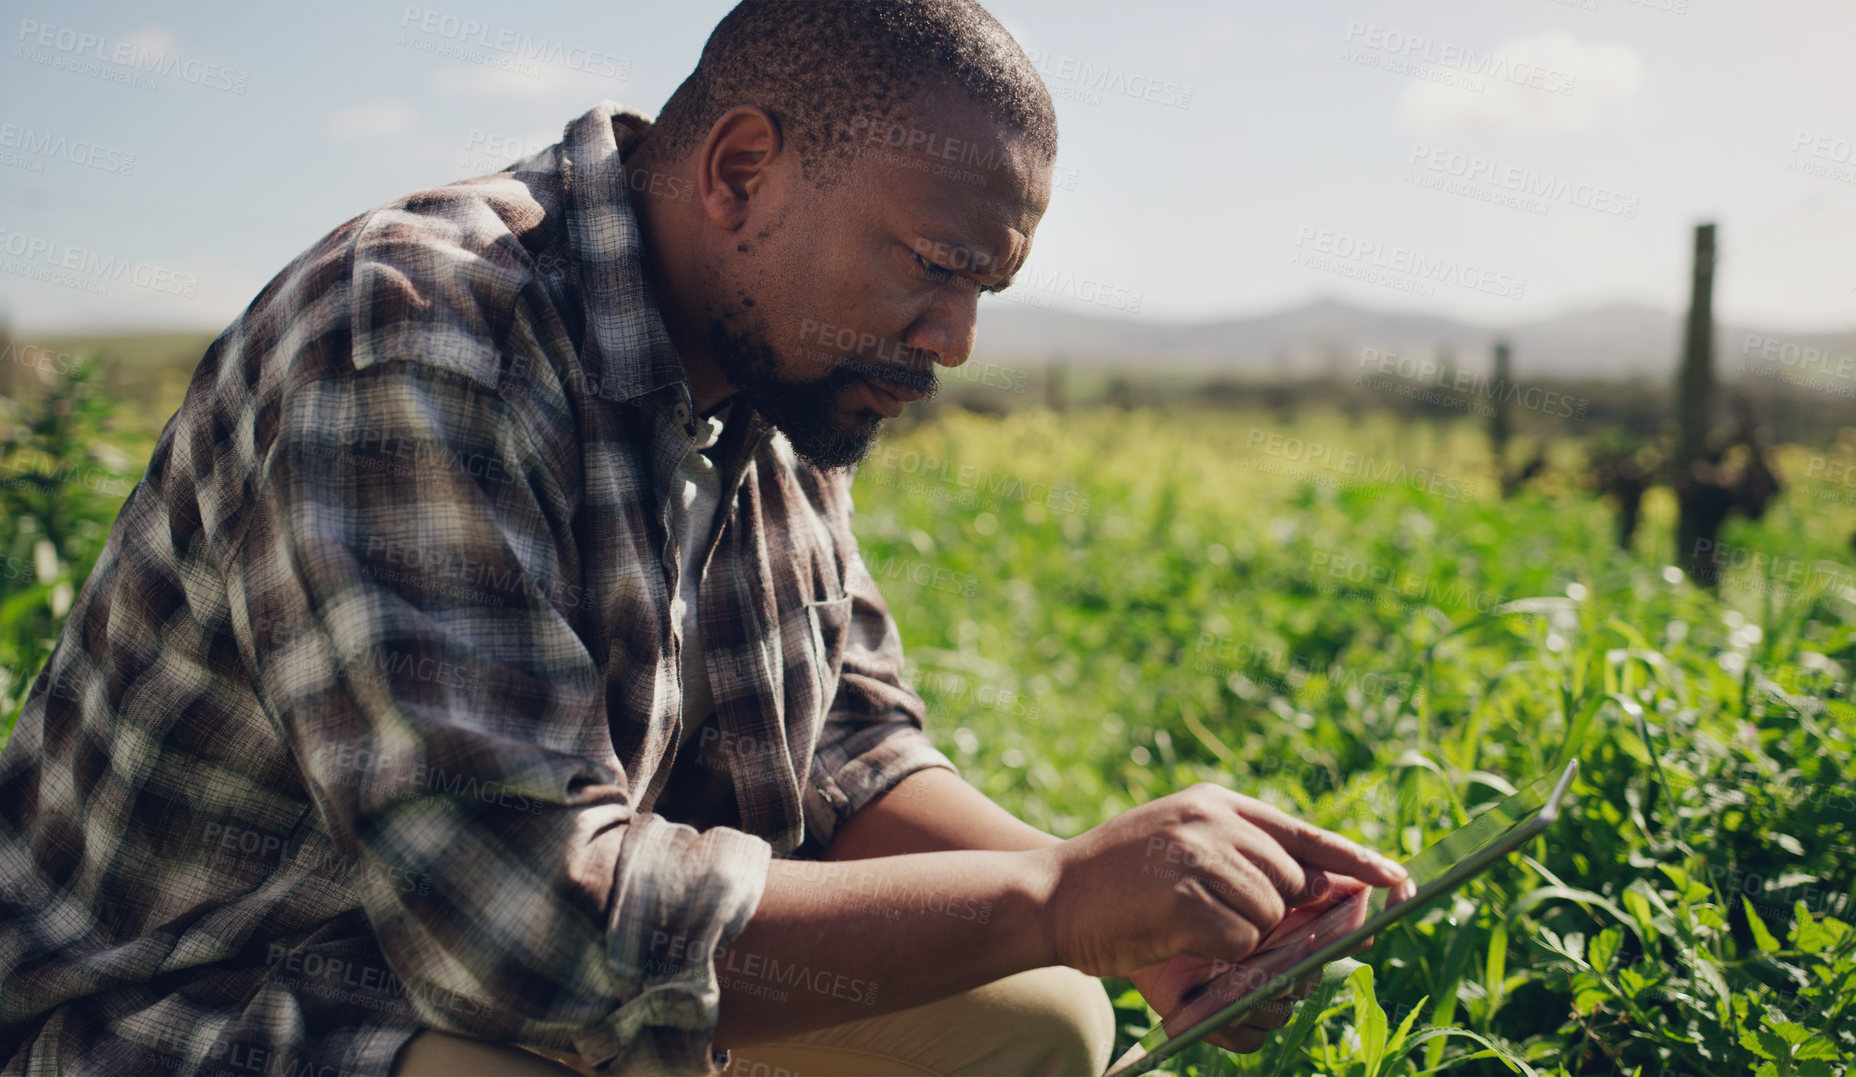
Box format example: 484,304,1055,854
237,358,769,1074
802,526,958,851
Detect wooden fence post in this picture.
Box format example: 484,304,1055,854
1490,339,1513,465
1675,223,1718,581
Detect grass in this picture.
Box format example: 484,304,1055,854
850,407,1856,1075
3,380,1852,1074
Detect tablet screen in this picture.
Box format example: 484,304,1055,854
1364,769,1569,916
1105,760,1578,1077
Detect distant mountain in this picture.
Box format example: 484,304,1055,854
973,297,1856,381
11,299,1854,388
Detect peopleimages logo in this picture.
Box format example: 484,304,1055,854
0,123,136,175
0,227,199,298
1021,48,1194,109
1406,143,1639,219
1737,333,1856,399
1342,22,1579,96
1358,347,1590,420
1794,130,1856,165
846,114,1010,174
1292,226,1527,301
14,19,251,93
1789,130,1856,186
1009,264,1144,314
398,7,629,79
1243,427,1480,501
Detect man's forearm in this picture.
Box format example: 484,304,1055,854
711,845,1057,1047
823,765,1062,858
712,769,1063,1048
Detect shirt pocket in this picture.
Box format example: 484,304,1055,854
801,595,853,726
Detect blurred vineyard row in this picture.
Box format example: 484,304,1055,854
3,353,1854,1075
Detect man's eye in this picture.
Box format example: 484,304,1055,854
912,251,955,283
912,250,993,295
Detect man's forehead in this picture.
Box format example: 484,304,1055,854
874,140,1049,273
838,84,1049,231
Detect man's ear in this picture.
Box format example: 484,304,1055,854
695,105,785,233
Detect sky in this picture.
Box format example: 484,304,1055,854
1,0,1853,337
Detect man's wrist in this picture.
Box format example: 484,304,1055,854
1014,842,1066,971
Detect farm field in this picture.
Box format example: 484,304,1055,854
849,408,1856,1076
3,384,1853,1075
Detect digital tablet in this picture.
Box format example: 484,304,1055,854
1102,759,1579,1077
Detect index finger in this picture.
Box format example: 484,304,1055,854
1227,794,1409,890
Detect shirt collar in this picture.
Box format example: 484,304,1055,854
558,101,689,405
692,401,730,452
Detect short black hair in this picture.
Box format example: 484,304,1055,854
636,0,1056,183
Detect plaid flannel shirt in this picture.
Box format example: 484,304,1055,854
0,101,957,1077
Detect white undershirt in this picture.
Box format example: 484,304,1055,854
670,402,728,749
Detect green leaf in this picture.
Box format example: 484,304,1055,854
1590,926,1623,972
1401,1026,1542,1077
1384,994,1429,1061
1553,693,1606,772
1508,885,1646,948
1572,985,1612,1014
1739,1028,1783,1060
1348,963,1388,1077
1744,898,1783,952
1624,889,1657,937
1662,861,1700,906
1485,919,1510,1014
1688,944,1732,1007
1423,904,1486,1071
0,583,53,632
1792,903,1838,954
1794,1036,1840,1061
1617,963,1662,1000
1393,748,1446,775
1267,958,1358,1077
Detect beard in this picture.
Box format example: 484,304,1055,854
706,316,939,471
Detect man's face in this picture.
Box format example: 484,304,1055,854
706,92,1051,469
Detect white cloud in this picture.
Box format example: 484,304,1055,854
1396,33,1646,134
122,25,181,58
326,100,420,141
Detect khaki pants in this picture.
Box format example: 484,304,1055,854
393,966,1117,1077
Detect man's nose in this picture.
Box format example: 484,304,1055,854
901,292,979,369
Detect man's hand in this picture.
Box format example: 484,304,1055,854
715,771,1409,1051
1026,783,1408,979
1129,954,1318,1054
1126,875,1366,1054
